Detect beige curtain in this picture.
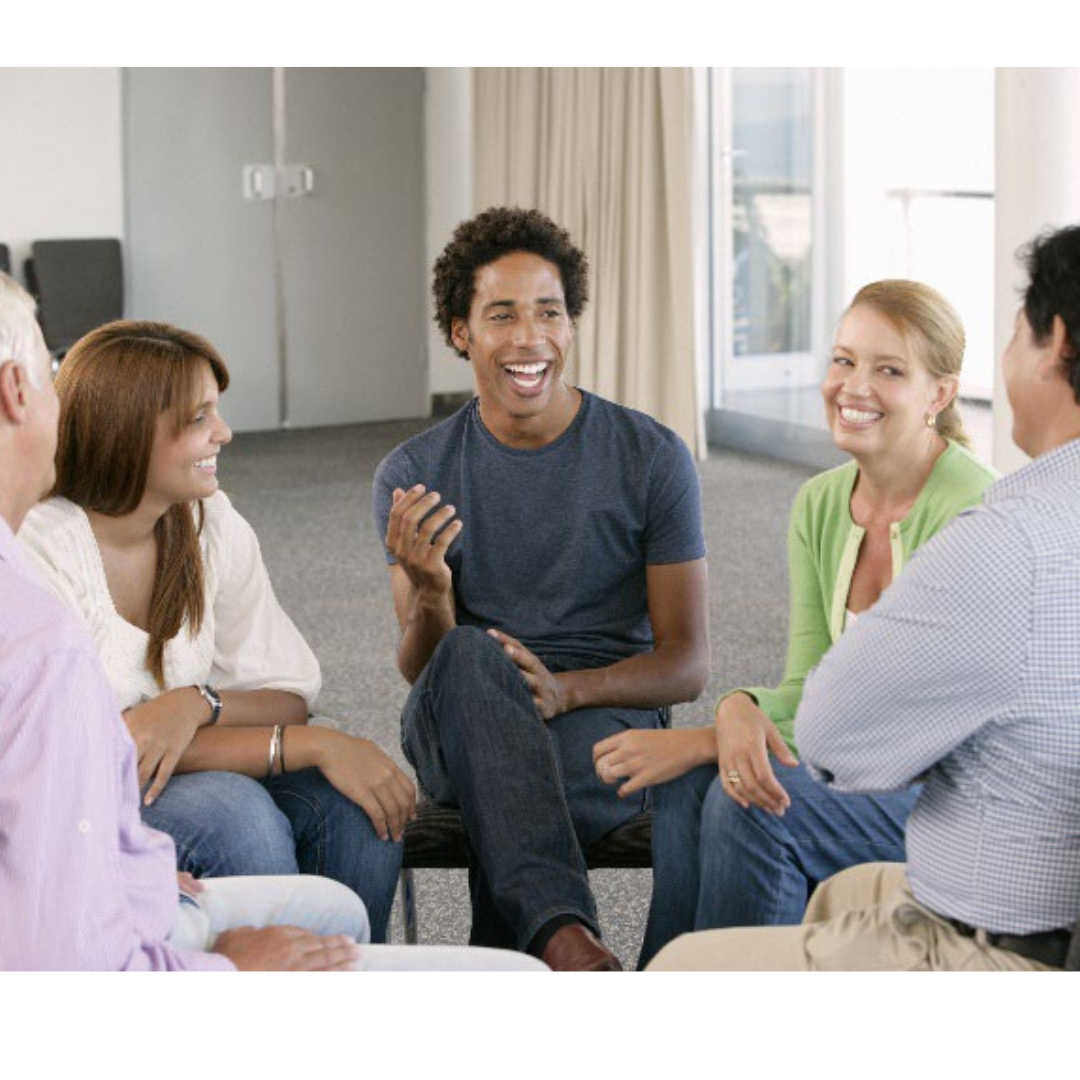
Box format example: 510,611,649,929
473,68,703,457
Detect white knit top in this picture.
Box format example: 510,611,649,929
18,492,321,711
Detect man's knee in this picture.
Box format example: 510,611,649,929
804,862,908,925
424,624,533,727
282,876,372,942
428,624,505,678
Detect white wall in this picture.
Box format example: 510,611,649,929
424,67,476,398
841,69,995,396
0,68,124,282
993,68,1080,473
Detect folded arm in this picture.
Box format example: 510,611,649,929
796,506,1030,792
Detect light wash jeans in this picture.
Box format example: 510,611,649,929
144,766,402,942
640,761,918,968
169,876,547,970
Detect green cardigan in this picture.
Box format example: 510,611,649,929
732,441,997,754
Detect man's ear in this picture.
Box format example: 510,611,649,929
0,361,30,424
1046,314,1076,379
450,318,470,358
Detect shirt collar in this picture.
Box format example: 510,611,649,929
986,436,1080,504
0,511,18,561
0,509,38,581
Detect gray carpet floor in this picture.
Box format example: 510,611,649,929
219,417,816,968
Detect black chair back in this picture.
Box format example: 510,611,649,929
0,244,10,276
30,239,123,355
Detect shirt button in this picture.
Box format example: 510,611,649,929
78,820,91,834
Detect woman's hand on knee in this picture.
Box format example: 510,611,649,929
124,688,208,806
713,693,798,816
592,728,715,797
312,730,417,842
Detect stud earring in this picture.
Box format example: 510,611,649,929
925,412,937,428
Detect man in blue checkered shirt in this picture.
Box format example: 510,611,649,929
650,224,1080,971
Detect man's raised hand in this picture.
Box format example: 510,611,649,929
386,485,462,599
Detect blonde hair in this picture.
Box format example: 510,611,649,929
848,280,969,448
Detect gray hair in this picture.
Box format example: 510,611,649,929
0,271,49,387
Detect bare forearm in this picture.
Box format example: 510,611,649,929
557,642,710,713
174,724,333,777
397,589,456,684
217,689,309,727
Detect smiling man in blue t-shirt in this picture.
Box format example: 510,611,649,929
374,207,709,970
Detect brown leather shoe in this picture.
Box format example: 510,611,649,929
540,924,623,971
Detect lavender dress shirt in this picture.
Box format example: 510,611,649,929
0,515,231,970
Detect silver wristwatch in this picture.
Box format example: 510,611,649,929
194,683,222,726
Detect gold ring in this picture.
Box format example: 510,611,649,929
727,770,741,785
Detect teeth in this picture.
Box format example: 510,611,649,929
194,457,217,468
505,362,548,376
840,407,882,424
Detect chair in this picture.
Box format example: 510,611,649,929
397,704,670,945
0,244,10,276
1066,918,1080,971
28,239,123,357
398,802,653,944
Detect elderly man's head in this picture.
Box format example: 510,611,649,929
0,271,59,528
0,272,51,386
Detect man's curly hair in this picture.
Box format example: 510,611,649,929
433,206,589,359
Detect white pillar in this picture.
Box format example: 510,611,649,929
425,68,475,400
993,69,1080,472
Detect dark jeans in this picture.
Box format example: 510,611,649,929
639,761,918,968
402,625,663,951
142,766,403,943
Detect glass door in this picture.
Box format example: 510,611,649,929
711,68,825,405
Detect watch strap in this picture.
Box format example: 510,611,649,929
194,683,222,726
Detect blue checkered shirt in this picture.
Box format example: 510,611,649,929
796,437,1080,934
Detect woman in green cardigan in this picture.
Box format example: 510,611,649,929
593,280,998,967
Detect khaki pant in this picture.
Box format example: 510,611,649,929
646,862,1053,971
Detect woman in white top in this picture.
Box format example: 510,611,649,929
20,320,414,942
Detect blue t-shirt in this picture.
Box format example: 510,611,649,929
373,391,706,667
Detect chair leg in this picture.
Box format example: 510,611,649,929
399,867,419,945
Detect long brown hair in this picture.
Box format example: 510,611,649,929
52,320,231,687
848,280,970,449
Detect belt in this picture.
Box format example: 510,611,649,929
948,918,1072,969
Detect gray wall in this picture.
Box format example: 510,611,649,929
124,68,428,432
125,69,279,431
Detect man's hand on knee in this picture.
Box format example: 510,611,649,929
214,926,361,971
487,629,570,720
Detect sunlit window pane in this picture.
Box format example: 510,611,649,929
731,68,814,359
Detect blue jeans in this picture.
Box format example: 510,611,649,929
402,625,663,952
142,766,402,943
640,761,918,967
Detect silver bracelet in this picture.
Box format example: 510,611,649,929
266,724,282,779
